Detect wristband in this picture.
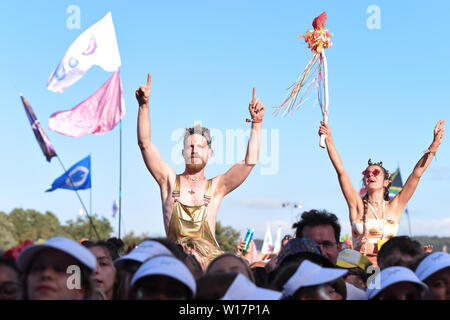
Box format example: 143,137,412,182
423,148,437,160
246,118,263,124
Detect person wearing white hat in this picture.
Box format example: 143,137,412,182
414,252,450,300
366,266,428,300
114,240,173,272
130,255,196,300
336,249,372,290
221,273,282,300
279,260,348,300
16,237,97,300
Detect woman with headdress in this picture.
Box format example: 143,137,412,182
318,120,445,265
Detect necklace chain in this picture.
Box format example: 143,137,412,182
186,176,206,181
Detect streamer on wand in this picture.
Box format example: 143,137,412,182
274,12,333,147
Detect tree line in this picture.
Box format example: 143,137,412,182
0,208,240,253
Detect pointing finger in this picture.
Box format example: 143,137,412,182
252,87,256,102
146,73,152,90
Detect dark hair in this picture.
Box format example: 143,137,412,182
0,256,21,274
292,209,341,243
271,260,345,300
251,267,270,289
271,262,319,300
0,257,23,300
134,274,194,300
206,253,255,283
362,159,392,201
377,236,424,269
143,237,188,261
195,272,237,300
81,237,124,261
184,254,204,280
183,126,212,148
344,267,370,283
81,237,127,300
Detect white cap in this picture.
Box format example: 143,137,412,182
415,252,450,281
114,240,173,269
131,255,196,296
221,273,282,300
17,236,97,272
366,266,428,300
283,260,348,297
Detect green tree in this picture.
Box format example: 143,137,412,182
121,231,150,253
8,208,64,242
0,211,18,250
62,214,113,241
215,221,240,253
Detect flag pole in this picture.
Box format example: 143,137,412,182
405,207,412,237
55,155,100,239
118,119,122,239
90,176,93,238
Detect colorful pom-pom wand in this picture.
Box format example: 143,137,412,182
274,12,333,148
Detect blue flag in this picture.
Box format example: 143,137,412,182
46,155,91,192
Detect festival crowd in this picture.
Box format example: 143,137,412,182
1,209,449,301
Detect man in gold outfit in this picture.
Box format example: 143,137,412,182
136,73,265,248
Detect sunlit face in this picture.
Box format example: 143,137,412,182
89,246,117,300
27,249,86,300
376,282,423,300
424,267,450,300
182,134,212,173
363,165,389,191
207,255,252,280
302,225,341,265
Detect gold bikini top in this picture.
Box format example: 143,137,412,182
351,201,399,254
167,175,220,249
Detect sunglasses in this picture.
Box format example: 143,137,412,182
362,169,381,178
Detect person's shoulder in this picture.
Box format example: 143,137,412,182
345,282,367,300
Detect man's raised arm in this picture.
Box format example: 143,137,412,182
136,73,175,186
217,88,266,196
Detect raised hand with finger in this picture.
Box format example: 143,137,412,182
247,87,266,123
135,73,152,106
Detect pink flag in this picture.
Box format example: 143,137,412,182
49,70,125,137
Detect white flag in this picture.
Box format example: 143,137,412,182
273,226,282,253
261,224,273,254
47,12,121,93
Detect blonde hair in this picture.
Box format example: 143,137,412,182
178,237,223,262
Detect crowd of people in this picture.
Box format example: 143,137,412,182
0,74,445,302
1,209,449,301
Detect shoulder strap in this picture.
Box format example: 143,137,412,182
172,175,180,200
203,179,212,205
367,202,380,220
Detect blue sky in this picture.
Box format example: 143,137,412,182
0,0,449,243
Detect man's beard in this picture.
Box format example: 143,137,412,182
185,158,207,173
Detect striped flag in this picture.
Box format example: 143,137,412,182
389,168,403,200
